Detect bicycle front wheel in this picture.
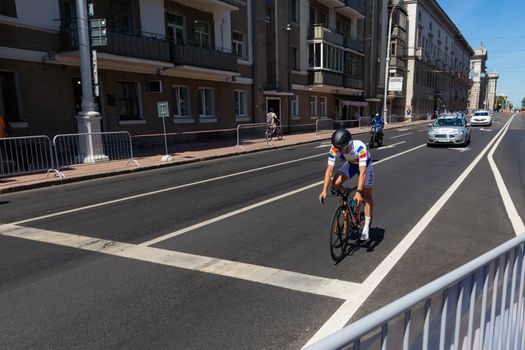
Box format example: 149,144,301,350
330,205,349,262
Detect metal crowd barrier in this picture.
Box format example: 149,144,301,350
53,131,139,172
307,232,525,350
359,116,372,128
316,119,333,135
334,119,360,129
236,123,270,147
0,135,62,178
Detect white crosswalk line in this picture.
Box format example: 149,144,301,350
0,224,360,300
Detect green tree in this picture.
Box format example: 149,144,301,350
522,97,525,109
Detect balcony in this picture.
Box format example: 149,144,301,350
308,70,344,87
308,25,343,46
391,26,407,42
344,0,366,16
344,77,364,90
344,37,364,53
170,45,238,72
390,56,406,69
60,24,170,62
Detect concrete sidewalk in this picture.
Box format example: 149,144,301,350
0,121,428,193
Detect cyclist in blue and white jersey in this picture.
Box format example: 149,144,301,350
318,128,374,241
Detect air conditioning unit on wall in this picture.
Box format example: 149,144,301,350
147,80,162,93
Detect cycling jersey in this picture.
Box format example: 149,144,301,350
327,139,371,167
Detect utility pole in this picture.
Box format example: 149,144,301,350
75,0,106,163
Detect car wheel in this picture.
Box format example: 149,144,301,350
426,142,432,147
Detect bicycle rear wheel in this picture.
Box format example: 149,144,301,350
277,128,283,140
266,129,274,142
330,205,349,261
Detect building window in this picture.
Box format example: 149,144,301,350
320,96,327,116
291,95,299,118
172,86,190,118
308,43,343,72
235,90,247,117
291,0,298,22
232,32,244,58
291,47,299,70
111,0,134,34
167,13,185,45
195,20,209,48
0,0,17,17
117,81,140,120
0,72,21,122
310,96,317,117
199,87,214,117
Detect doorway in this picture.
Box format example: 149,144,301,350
266,97,281,121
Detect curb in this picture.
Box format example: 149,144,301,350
0,122,427,194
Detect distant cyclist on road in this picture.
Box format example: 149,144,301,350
266,108,280,134
319,128,374,241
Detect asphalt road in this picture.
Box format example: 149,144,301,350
0,113,523,349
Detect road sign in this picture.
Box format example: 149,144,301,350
89,19,107,47
388,77,403,92
157,101,169,118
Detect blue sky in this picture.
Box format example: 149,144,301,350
438,0,525,107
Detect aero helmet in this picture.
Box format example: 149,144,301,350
331,128,352,148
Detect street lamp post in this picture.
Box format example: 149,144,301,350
382,0,401,124
75,0,106,163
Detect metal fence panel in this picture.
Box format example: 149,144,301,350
306,234,525,350
53,131,138,171
0,136,58,178
236,123,269,148
316,119,333,135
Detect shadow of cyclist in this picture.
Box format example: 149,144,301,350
362,227,385,252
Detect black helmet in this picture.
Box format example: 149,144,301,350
331,128,352,148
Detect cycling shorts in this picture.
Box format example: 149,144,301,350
335,161,373,188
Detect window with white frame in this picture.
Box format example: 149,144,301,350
310,96,317,117
291,95,299,118
167,13,185,45
194,20,209,48
172,86,190,118
319,96,327,116
117,81,140,120
198,87,214,117
232,32,244,59
235,90,247,117
308,43,343,72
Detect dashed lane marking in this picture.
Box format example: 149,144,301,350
390,132,412,139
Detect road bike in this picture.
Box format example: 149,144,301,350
266,124,283,141
329,186,366,262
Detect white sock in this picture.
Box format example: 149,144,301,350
363,217,371,232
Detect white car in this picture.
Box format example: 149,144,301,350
470,110,492,126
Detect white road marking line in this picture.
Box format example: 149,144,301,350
9,153,326,226
396,128,412,131
303,119,513,347
448,147,472,152
377,141,405,150
0,224,359,300
390,132,412,139
487,115,525,235
142,144,427,247
140,182,322,246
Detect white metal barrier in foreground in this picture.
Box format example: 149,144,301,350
53,132,139,172
307,233,525,350
0,135,62,178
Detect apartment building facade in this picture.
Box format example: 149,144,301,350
404,0,473,118
0,0,370,138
